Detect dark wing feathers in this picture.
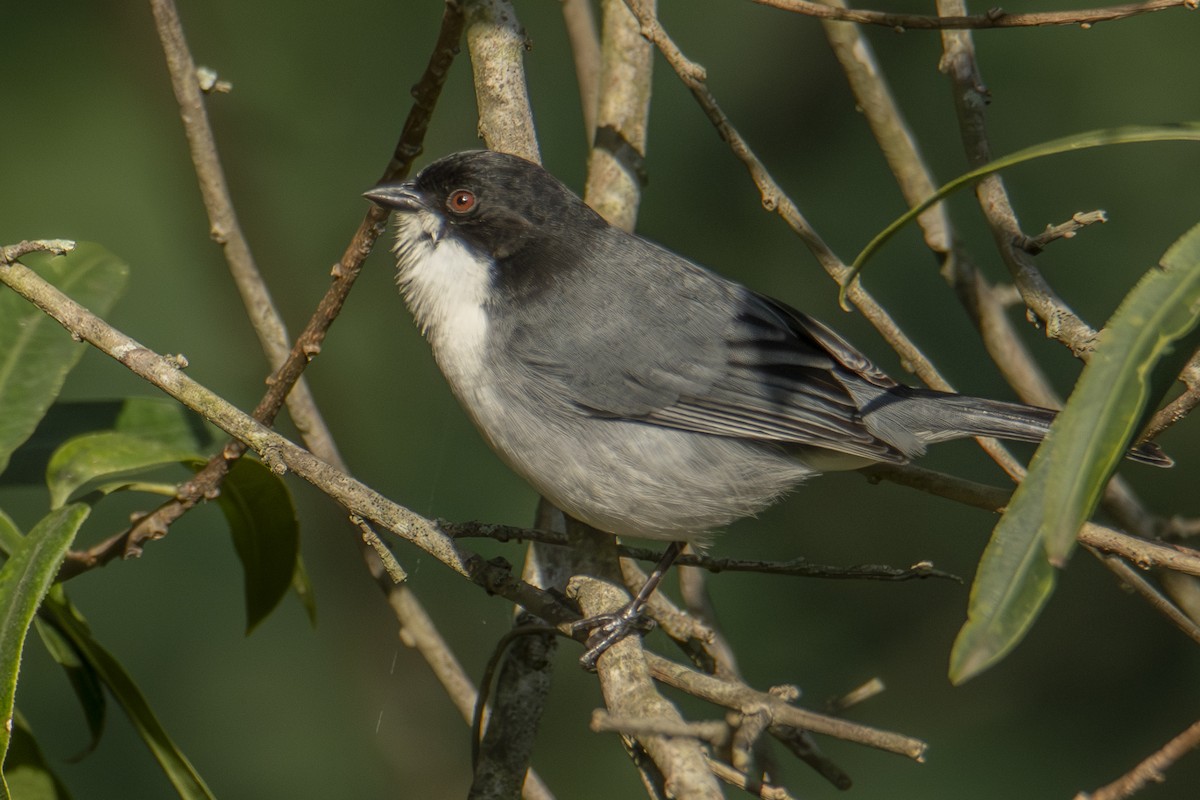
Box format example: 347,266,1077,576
499,231,907,462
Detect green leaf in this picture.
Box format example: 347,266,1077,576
45,432,202,509
0,504,90,782
0,243,130,476
34,618,105,760
0,509,20,558
2,399,212,489
115,397,210,453
843,122,1200,307
216,458,302,633
950,221,1200,684
40,588,215,799
1039,223,1200,562
2,711,73,800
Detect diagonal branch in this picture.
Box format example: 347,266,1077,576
755,0,1193,30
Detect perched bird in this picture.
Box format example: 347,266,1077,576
365,150,1168,663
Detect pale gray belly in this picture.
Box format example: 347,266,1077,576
452,376,816,543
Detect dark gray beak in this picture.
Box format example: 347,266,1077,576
363,183,424,211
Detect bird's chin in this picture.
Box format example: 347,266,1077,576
390,213,440,277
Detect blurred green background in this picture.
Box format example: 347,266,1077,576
3,1,1200,797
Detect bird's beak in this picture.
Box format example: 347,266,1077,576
363,183,424,211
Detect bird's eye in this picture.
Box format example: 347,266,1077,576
447,189,477,215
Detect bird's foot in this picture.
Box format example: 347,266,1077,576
571,603,656,670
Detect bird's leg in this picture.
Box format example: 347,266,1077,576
573,540,686,669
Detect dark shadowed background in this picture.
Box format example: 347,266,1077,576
3,1,1200,797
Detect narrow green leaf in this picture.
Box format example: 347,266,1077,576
950,221,1200,684
45,432,202,509
40,589,215,800
842,122,1200,306
1041,222,1200,562
0,243,130,476
0,504,90,776
216,458,301,633
2,711,73,800
0,509,20,558
949,532,1057,685
33,618,105,760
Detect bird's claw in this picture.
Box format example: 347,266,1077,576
572,605,656,670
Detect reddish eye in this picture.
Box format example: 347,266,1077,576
447,189,477,214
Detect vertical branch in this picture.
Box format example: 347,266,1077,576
561,0,602,142
819,1,1054,482
148,0,335,455
583,0,655,232
937,0,1099,359
465,0,541,162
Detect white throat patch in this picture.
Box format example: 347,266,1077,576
391,212,491,384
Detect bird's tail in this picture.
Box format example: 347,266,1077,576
892,387,1172,468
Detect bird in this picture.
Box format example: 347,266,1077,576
364,149,1169,665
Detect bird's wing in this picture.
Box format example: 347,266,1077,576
500,234,908,463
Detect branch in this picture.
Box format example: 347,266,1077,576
464,0,540,162
622,0,1036,485
446,519,960,582
1016,210,1108,254
646,653,928,761
754,0,1194,30
0,256,579,629
866,463,1200,579
69,0,470,573
4,248,949,769
583,0,655,232
571,576,724,799
1075,718,1200,800
938,0,1100,360
1086,546,1200,645
560,0,601,141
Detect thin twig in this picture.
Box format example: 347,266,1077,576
624,0,1041,487
1017,211,1108,254
0,258,580,629
448,519,959,581
350,515,408,583
938,0,1100,359
1087,546,1200,645
757,0,1194,30
645,653,928,761
61,0,469,576
1142,357,1200,439
1074,718,1200,800
0,239,76,263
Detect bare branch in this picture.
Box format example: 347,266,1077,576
0,239,76,263
1142,356,1200,439
646,653,928,761
1087,546,1200,645
465,0,540,162
0,257,579,629
1075,718,1200,800
938,0,1101,359
584,0,655,232
560,0,601,141
755,0,1193,30
571,576,724,799
1017,210,1108,254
